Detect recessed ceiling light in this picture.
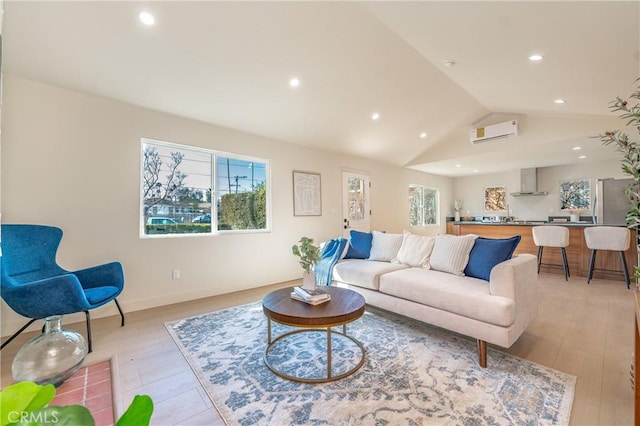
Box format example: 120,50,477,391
579,155,587,159
443,59,457,68
554,99,566,104
420,132,428,139
529,54,543,61
473,169,479,173
572,146,582,151
455,164,461,168
371,112,380,121
289,77,300,88
138,11,155,26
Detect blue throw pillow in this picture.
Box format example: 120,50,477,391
464,236,521,281
345,230,373,259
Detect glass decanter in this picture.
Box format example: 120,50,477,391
12,315,88,387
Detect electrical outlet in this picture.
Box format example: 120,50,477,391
172,269,180,280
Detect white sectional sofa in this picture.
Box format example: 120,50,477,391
331,231,539,368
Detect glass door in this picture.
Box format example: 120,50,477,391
342,171,370,237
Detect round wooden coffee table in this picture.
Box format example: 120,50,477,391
262,286,366,383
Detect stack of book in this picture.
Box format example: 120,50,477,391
291,286,331,305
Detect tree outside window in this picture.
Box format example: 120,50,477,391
216,156,267,231
409,184,439,226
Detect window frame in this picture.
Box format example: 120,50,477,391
140,138,271,238
408,184,440,227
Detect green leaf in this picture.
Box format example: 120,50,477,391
12,405,95,426
116,395,153,426
23,386,55,415
0,382,55,426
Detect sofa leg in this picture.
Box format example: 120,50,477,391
477,339,487,368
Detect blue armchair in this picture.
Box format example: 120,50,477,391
1,224,125,352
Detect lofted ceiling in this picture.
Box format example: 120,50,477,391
2,1,639,176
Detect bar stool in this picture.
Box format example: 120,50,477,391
532,226,570,281
584,226,631,288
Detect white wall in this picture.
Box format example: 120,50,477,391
0,76,452,336
452,160,625,220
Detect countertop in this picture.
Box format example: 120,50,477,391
448,221,612,227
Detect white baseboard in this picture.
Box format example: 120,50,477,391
0,281,286,338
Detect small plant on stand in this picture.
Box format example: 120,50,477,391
292,237,321,290
598,78,640,286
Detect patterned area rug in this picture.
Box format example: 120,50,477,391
165,302,575,425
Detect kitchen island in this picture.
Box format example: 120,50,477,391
447,221,637,282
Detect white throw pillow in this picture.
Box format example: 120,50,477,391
368,231,404,262
429,233,478,276
394,232,435,267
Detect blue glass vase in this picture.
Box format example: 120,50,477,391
12,315,88,387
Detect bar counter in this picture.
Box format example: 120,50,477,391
447,221,637,282
451,221,595,227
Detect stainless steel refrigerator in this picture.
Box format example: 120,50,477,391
593,178,634,225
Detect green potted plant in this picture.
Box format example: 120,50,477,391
598,77,640,286
291,237,321,290
0,381,153,426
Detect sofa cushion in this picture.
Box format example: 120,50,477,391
429,234,478,276
345,230,373,259
378,268,515,327
333,259,409,291
464,236,521,281
394,232,435,267
369,231,403,262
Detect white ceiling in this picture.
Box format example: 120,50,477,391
3,1,639,176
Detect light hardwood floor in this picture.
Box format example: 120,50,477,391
1,274,635,425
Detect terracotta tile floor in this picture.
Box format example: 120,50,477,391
52,360,115,426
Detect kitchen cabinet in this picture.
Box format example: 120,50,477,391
447,222,637,282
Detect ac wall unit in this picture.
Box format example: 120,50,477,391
470,120,518,144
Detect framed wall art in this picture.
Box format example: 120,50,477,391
293,171,322,216
560,178,591,210
484,186,507,212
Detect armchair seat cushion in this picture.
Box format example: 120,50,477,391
85,286,121,306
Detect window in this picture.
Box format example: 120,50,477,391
409,184,439,226
141,139,269,236
347,176,367,221
216,156,267,231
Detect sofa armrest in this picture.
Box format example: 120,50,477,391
489,254,538,302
